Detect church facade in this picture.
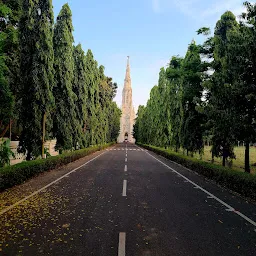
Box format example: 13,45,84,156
117,57,136,143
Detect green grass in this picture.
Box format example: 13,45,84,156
193,146,256,174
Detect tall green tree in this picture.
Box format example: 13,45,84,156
157,67,170,147
166,56,183,151
226,2,256,172
73,43,88,147
133,105,145,143
18,0,54,160
53,4,81,151
84,49,101,146
0,0,21,137
180,41,204,156
205,11,238,166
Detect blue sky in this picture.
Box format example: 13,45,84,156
52,0,245,112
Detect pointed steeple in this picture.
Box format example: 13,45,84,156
124,56,131,86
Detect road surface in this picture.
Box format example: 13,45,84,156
0,143,256,255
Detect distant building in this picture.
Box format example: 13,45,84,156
117,57,136,143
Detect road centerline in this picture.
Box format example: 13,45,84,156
118,232,126,256
122,180,127,196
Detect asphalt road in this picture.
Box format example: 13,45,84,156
0,143,256,255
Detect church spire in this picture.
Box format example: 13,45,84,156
125,56,131,86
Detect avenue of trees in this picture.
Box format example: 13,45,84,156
0,0,121,160
134,2,256,173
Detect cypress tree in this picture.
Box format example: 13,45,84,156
73,44,88,147
227,2,256,172
53,4,79,151
207,12,238,166
84,49,101,146
180,41,204,156
166,56,183,152
19,0,54,159
0,0,21,137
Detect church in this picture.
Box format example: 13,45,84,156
117,57,136,143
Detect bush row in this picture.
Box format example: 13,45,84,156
137,143,256,200
0,143,114,192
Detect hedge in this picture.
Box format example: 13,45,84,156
137,143,256,201
0,143,114,192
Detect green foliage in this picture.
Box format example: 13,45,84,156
73,43,88,146
0,52,14,127
135,43,205,155
0,0,21,134
226,3,256,172
135,4,256,174
0,139,15,167
138,143,256,200
180,41,204,155
18,0,55,159
166,56,183,151
0,143,114,191
53,4,81,151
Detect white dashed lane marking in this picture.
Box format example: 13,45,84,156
107,148,144,151
122,180,127,196
118,232,126,256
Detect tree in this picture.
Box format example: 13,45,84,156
157,67,170,147
53,4,81,151
226,2,256,172
180,41,204,156
0,0,21,137
73,44,88,147
198,12,239,166
18,0,55,160
84,49,101,146
108,102,121,142
166,56,183,151
133,105,145,143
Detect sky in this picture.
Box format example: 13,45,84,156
52,0,246,112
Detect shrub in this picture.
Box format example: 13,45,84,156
138,143,256,200
0,143,114,191
0,139,15,167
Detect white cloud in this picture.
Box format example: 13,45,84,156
158,0,245,21
200,0,244,20
152,0,161,13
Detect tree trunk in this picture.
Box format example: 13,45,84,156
26,151,32,161
42,112,46,159
0,120,14,138
222,155,226,167
245,141,250,173
9,119,12,140
187,149,189,156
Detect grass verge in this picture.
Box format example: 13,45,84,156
138,143,256,201
0,143,114,192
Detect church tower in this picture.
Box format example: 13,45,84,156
118,57,136,143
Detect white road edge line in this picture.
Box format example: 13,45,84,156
135,145,256,228
0,150,107,216
122,180,127,196
124,165,127,172
118,232,126,256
